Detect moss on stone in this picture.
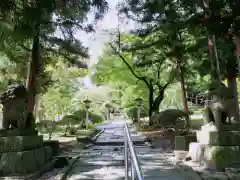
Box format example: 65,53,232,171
0,148,46,175
197,131,240,146
0,135,43,152
204,146,240,170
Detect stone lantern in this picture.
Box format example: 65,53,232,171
135,97,143,126
83,99,91,130
105,103,111,120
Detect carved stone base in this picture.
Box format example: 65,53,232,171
204,145,240,170
0,134,53,176
43,140,60,157
0,135,43,152
219,123,240,131
0,129,38,137
44,146,52,162
0,147,50,176
187,142,240,170
196,130,240,146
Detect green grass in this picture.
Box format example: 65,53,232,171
93,120,109,126
75,129,95,136
75,129,97,143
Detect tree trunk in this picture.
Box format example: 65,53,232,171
148,88,154,126
227,73,240,122
235,36,240,71
208,34,221,81
107,108,110,120
27,32,40,126
33,94,40,123
203,0,220,81
178,60,190,128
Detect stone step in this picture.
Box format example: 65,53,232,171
0,135,43,152
94,140,146,146
77,155,124,161
86,146,124,150
76,148,123,154
67,120,196,180
69,165,125,180
69,164,198,180
75,159,124,166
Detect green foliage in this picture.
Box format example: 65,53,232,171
151,109,188,128
93,34,175,120
39,60,87,119
125,106,148,122
58,115,80,125
37,120,57,140
68,127,78,135
58,108,104,126
0,0,109,61
0,0,109,101
119,0,240,109
160,83,183,109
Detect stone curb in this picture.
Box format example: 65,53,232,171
91,129,104,143
55,156,80,180
0,159,57,180
176,165,203,180
25,159,57,180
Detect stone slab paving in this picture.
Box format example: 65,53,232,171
179,160,240,180
67,119,202,180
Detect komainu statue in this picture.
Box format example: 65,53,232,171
0,84,29,130
203,82,237,129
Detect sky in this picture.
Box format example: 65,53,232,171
75,0,135,88
76,0,123,66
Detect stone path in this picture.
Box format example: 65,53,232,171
67,118,202,180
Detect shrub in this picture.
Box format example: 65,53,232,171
56,108,105,135
58,110,104,125
68,127,77,135
151,109,188,129
89,111,104,124
37,120,57,140
57,115,80,126
125,106,148,122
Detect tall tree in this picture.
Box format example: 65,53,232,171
119,1,194,126
94,34,175,125
0,0,108,124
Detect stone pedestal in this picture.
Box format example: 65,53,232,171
196,130,240,146
187,128,240,170
43,140,59,157
174,135,197,160
0,130,52,176
174,150,189,161
175,135,197,150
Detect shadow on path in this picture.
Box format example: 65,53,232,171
67,119,202,180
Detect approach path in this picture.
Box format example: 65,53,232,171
66,117,201,180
